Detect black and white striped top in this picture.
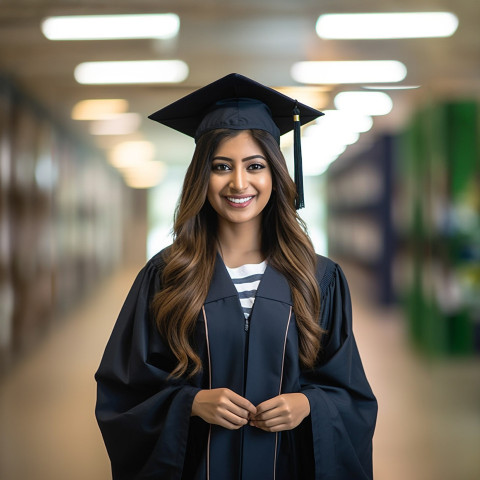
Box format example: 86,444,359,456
225,261,267,319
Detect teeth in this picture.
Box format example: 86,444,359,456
227,196,253,204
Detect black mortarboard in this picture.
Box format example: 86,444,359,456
148,73,323,208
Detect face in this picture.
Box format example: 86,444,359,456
207,131,272,229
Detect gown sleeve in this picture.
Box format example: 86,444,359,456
94,253,201,480
299,260,378,480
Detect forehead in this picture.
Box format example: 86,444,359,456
214,131,265,156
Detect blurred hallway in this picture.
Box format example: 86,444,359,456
0,261,478,480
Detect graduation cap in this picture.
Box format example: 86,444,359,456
149,73,323,209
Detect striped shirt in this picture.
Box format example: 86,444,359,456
225,261,267,319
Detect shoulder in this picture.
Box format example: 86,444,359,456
146,246,171,273
315,254,338,294
135,246,172,294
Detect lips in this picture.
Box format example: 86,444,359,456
226,196,253,204
224,195,254,207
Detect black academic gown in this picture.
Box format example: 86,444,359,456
95,249,377,480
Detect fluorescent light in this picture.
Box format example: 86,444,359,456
109,141,155,168
300,109,376,176
316,12,458,39
334,91,393,116
42,14,180,40
363,85,420,90
74,60,189,84
291,61,407,84
304,124,359,146
302,137,346,176
122,161,167,189
319,110,373,133
89,113,142,135
274,86,330,110
108,140,165,188
72,99,129,120
299,108,380,176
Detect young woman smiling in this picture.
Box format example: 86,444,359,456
95,73,377,480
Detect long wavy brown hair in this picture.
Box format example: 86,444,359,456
151,129,322,378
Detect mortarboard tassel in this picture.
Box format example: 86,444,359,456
293,103,304,209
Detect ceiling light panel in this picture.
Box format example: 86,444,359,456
319,110,373,133
363,85,420,90
110,141,156,168
72,99,129,120
42,14,180,40
334,91,393,116
122,161,167,189
89,113,142,135
291,61,407,84
316,12,458,39
74,60,189,85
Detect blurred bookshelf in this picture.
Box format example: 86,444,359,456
326,100,479,358
0,75,130,375
400,100,480,357
326,134,397,306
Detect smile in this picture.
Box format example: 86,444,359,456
226,196,253,204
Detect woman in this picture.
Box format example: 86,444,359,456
95,73,377,480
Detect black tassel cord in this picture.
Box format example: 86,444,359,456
293,103,304,209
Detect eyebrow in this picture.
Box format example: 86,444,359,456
212,154,267,162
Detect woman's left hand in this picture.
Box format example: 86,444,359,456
249,393,310,432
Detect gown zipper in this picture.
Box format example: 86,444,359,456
240,311,251,480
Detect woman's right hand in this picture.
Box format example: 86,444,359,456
191,388,257,430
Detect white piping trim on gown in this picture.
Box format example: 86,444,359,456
202,306,212,480
274,306,292,480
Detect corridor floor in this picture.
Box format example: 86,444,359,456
1,262,479,480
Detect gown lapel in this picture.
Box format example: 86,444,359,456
203,254,246,479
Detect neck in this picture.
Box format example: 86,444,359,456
216,219,264,268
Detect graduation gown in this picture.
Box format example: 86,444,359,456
95,249,377,480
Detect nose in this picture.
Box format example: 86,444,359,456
229,167,247,192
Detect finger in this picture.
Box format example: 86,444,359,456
228,404,253,420
253,406,284,421
254,400,277,416
250,413,284,428
221,410,249,428
227,392,257,415
214,389,254,418
250,420,289,432
221,402,252,422
219,417,248,430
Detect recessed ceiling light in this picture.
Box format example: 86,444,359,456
122,161,167,189
89,113,142,135
320,110,373,133
42,14,180,40
316,12,458,39
291,60,407,84
302,137,346,176
334,91,393,116
109,141,156,168
275,86,330,110
362,85,420,90
304,123,360,146
72,99,129,120
74,60,189,85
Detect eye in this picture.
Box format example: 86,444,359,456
247,162,266,171
211,163,231,171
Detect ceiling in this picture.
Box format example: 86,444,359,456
0,0,479,168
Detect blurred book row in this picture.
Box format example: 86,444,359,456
327,100,480,356
0,76,134,375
